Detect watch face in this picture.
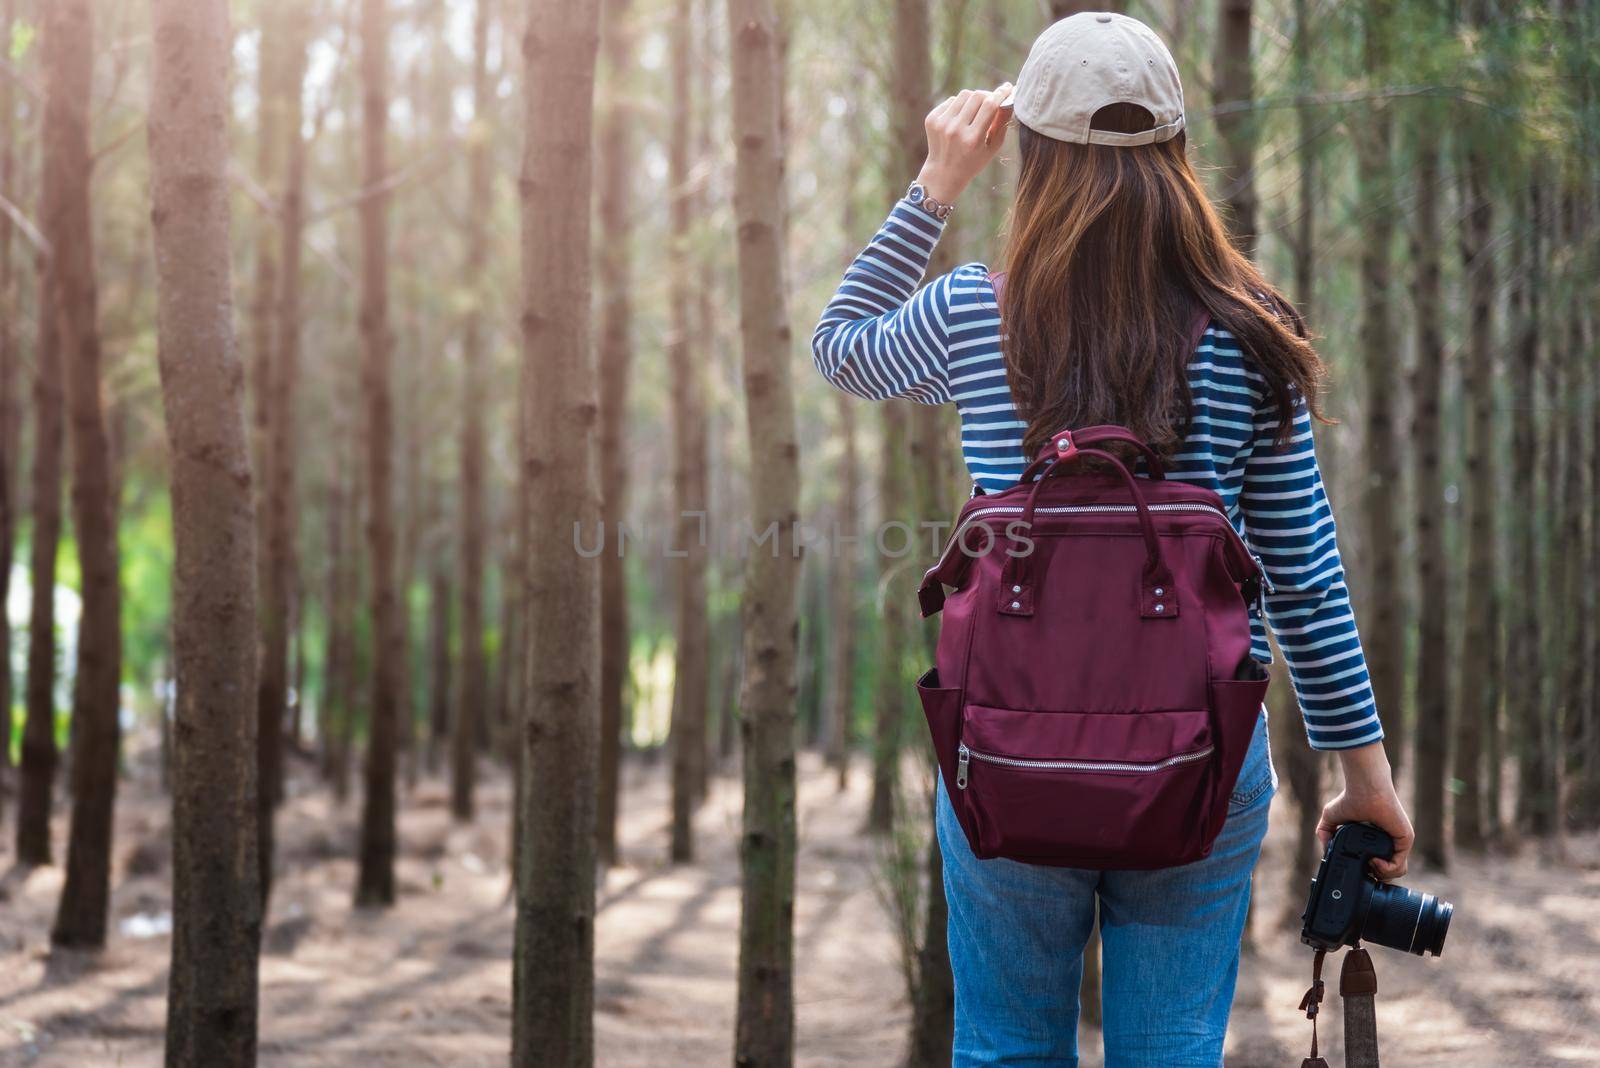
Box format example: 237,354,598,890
907,184,925,204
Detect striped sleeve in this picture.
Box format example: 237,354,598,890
1241,386,1385,751
810,198,954,405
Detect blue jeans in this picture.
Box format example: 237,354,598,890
936,711,1276,1067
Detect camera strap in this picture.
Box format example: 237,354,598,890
1298,948,1329,1068
1297,946,1380,1068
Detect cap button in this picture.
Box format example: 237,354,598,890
1096,13,1112,20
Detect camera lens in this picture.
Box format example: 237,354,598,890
1359,881,1453,956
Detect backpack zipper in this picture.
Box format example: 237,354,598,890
955,741,1214,790
936,502,1232,575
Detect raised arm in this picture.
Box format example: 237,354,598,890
812,83,1011,404
810,201,957,404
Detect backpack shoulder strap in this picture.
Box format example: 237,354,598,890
1187,305,1212,352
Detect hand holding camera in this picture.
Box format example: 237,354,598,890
1317,741,1414,881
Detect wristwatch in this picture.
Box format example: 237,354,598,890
906,182,955,222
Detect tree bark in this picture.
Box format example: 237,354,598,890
354,0,401,909
1354,0,1405,781
1510,178,1552,835
15,193,61,870
1409,121,1450,868
727,1,801,1062
148,0,263,1058
891,0,957,1054
1452,134,1495,855
825,392,860,791
46,0,123,951
323,444,357,803
256,0,308,908
866,0,935,840
511,0,603,1061
1212,0,1256,255
593,0,632,864
1557,186,1590,815
450,0,493,824
693,0,723,799
666,0,711,866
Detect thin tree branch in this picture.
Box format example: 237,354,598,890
0,187,49,258
306,150,447,223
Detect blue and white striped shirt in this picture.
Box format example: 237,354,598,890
812,198,1383,751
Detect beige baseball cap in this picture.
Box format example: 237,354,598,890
1000,12,1185,147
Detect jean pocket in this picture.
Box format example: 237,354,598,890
1227,714,1274,814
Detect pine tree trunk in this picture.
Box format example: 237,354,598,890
1538,193,1566,823
395,322,424,793
46,0,123,950
1409,123,1450,868
867,0,935,840
1354,0,1405,781
148,0,263,1057
692,0,723,799
1212,0,1256,255
1510,178,1552,835
248,1,282,869
907,831,954,1067
15,181,62,869
826,392,860,791
427,566,452,772
511,0,603,1060
1557,184,1590,807
1452,138,1495,854
354,0,401,909
666,0,710,865
1454,119,1503,849
250,7,281,543
449,0,493,823
727,1,800,1062
323,451,356,802
867,401,909,833
591,0,633,862
256,0,308,907
0,0,16,817
1277,0,1324,919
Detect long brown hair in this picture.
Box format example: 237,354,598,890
999,108,1325,459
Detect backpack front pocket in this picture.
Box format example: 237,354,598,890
954,704,1217,867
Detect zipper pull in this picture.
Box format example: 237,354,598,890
1252,553,1275,594
956,744,970,790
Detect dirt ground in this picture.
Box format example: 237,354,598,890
1,739,1597,1067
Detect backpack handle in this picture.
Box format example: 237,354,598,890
1017,424,1167,483
999,445,1177,620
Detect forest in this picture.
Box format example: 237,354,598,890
0,0,1596,1065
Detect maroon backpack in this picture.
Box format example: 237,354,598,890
916,421,1271,869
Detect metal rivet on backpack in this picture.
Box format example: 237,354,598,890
1154,587,1164,596
1057,438,1069,449
1012,585,1021,593
1010,601,1021,610
1155,604,1165,613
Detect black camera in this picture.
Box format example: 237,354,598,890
1300,822,1452,956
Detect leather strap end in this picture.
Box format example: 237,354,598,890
918,580,945,618
1339,946,1378,997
